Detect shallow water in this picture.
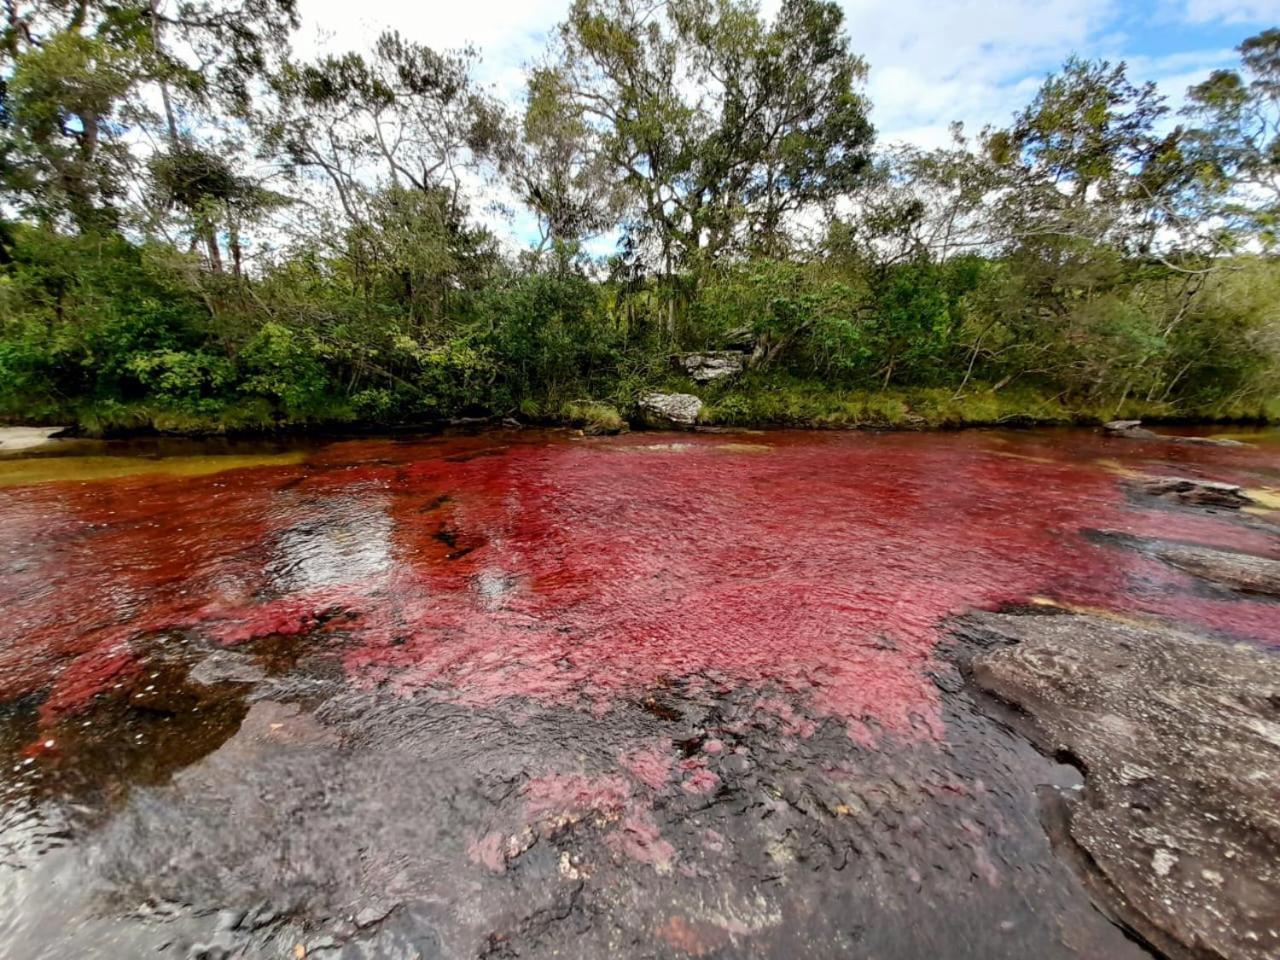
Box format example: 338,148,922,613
1,426,1277,958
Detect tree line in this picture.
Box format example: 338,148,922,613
2,0,1278,431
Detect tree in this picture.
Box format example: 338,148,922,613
0,0,297,237
550,0,873,277
509,66,620,273
983,57,1172,254
1182,29,1280,250
264,32,505,234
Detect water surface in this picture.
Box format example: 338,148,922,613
1,426,1277,958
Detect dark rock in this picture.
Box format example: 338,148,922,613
963,610,1280,960
1103,420,1246,447
1128,475,1255,509
720,325,757,351
1150,541,1280,596
1176,435,1246,447
671,352,745,383
1103,419,1150,437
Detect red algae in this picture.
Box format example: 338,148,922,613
1,428,1277,745
620,746,674,790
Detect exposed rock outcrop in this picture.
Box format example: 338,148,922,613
1091,530,1280,597
0,426,67,451
671,352,745,383
1128,475,1255,509
638,392,703,426
1150,541,1280,596
959,610,1280,960
1103,420,1246,447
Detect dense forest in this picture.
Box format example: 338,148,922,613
1,0,1278,433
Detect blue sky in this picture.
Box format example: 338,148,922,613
294,0,1279,245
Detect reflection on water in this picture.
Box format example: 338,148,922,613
267,493,395,592
0,426,1276,958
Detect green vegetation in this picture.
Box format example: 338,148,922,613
2,2,1279,433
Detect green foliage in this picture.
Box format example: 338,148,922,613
1,9,1278,433
236,322,330,416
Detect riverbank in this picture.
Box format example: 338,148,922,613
5,378,1278,440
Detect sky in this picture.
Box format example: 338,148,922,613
292,0,1280,247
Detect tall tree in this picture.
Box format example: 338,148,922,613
0,0,296,237
264,32,505,232
983,57,1172,254
549,0,873,278
1181,29,1280,251
509,65,621,273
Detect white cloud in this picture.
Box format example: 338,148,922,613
1179,0,1280,24
837,0,1119,142
296,0,569,100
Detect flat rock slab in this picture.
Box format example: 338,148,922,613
1128,475,1255,509
0,426,67,451
961,610,1280,960
672,351,745,382
1095,531,1280,597
1154,542,1280,596
1103,421,1246,447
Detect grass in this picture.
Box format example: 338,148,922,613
695,376,1280,429
4,377,1275,437
562,400,628,435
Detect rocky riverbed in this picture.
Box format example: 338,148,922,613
0,425,1276,959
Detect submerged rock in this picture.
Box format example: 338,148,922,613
1092,529,1280,597
672,351,745,383
638,392,703,426
960,610,1280,960
1102,420,1245,446
1150,540,1280,596
1128,475,1255,509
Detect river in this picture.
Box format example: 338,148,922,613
1,426,1277,958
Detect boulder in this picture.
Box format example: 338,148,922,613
1128,475,1255,509
672,352,745,383
959,610,1280,960
638,393,703,426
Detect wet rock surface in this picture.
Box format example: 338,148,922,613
1103,420,1246,447
962,610,1280,960
1154,542,1280,596
1128,475,1255,509
1094,530,1280,597
11,677,1151,959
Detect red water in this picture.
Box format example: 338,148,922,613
2,428,1277,749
